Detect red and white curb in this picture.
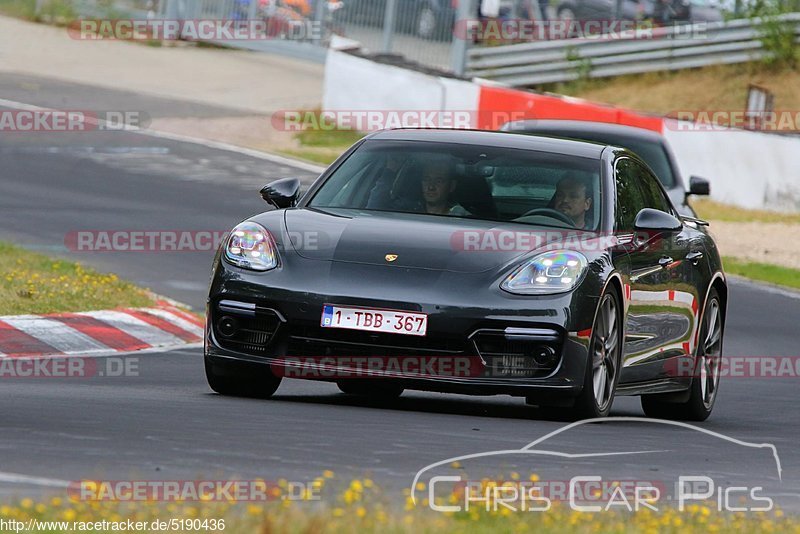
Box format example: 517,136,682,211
0,305,203,358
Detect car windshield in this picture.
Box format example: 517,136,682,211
517,130,675,188
307,140,603,231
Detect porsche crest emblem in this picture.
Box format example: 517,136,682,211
385,254,398,262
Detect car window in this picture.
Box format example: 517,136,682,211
614,157,647,231
309,140,603,230
515,129,676,188
632,159,674,215
615,157,674,231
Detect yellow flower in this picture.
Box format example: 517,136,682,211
356,507,366,518
63,509,77,521
323,470,335,479
247,505,263,516
20,498,33,509
332,508,344,517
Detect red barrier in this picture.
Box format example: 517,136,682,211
477,85,664,133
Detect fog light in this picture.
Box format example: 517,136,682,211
217,315,239,337
532,346,556,366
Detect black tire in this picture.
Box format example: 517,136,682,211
641,288,723,421
337,380,404,399
205,357,281,399
567,287,623,419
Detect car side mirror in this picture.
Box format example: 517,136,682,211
260,178,301,209
634,208,682,232
689,176,710,196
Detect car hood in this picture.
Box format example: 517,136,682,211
284,208,574,274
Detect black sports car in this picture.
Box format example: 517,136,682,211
205,129,726,420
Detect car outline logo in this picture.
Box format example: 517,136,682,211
410,417,783,505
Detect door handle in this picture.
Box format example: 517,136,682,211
686,250,704,265
658,256,674,268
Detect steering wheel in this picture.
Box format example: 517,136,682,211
518,207,576,226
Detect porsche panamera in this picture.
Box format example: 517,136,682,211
204,129,726,420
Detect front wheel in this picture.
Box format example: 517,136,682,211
641,288,723,421
568,288,623,419
205,357,281,398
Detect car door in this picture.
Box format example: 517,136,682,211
614,157,702,385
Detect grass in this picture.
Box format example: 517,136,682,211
0,474,797,533
0,241,156,315
723,256,800,291
693,199,800,224
0,0,36,19
272,111,364,165
549,62,800,122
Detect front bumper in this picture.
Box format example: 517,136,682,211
205,256,599,398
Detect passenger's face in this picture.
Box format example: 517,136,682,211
554,182,591,220
421,165,454,204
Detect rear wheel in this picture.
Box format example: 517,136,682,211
337,380,404,399
641,288,723,421
566,288,623,419
205,357,281,398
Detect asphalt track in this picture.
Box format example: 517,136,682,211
1,74,799,511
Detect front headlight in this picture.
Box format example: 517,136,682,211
223,222,279,271
501,250,588,295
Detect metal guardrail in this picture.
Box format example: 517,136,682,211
467,14,800,86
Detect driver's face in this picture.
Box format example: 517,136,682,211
421,165,455,204
553,182,591,221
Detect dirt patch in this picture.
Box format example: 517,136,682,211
708,221,800,269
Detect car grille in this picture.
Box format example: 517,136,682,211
212,307,282,355
472,331,562,378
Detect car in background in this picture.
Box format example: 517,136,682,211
554,0,722,29
334,0,456,40
336,0,536,41
500,119,710,217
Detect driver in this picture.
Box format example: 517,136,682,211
552,174,593,229
420,158,469,216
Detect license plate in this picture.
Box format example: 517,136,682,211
321,305,427,336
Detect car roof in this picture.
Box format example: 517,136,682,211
502,120,666,144
367,128,608,159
